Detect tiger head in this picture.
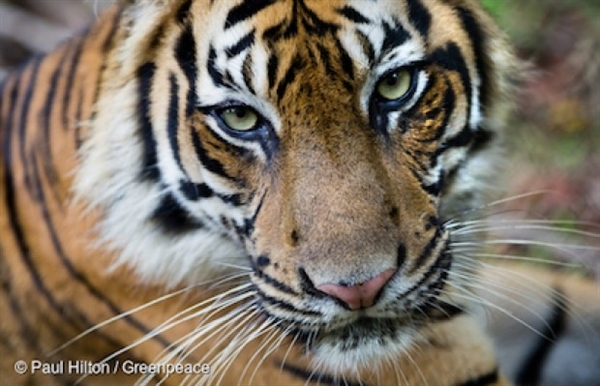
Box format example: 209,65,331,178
76,0,516,375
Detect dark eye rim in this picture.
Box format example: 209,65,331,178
372,65,422,110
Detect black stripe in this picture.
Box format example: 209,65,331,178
276,54,304,102
61,39,84,130
152,191,204,233
190,129,232,178
468,127,494,154
2,69,22,161
262,19,291,42
422,173,444,196
74,86,85,149
3,154,61,326
381,19,410,58
180,180,214,201
0,249,42,353
355,30,375,64
337,5,370,24
1,41,168,362
425,301,465,322
40,49,71,193
339,43,355,81
266,53,279,90
258,290,321,317
239,190,266,237
455,6,490,111
298,0,338,35
81,10,121,149
219,193,245,206
30,148,174,350
407,0,432,37
3,77,95,340
515,289,568,386
167,74,184,171
414,79,456,145
77,10,121,152
430,42,472,125
242,54,256,94
225,0,276,29
207,46,225,87
457,369,499,386
315,43,334,77
280,362,364,386
397,242,407,267
18,59,42,195
101,10,121,53
253,268,299,296
137,62,160,181
226,29,255,58
175,0,193,24
174,24,198,117
441,124,473,149
411,228,442,273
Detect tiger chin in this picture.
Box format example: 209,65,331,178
1,0,598,385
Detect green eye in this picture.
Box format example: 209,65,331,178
376,69,413,101
219,106,259,131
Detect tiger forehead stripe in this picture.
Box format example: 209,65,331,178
225,0,278,29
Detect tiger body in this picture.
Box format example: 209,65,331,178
1,1,596,385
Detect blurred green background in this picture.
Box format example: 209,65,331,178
479,0,599,275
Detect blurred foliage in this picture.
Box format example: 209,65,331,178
480,0,600,272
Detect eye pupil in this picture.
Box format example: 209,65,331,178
234,108,246,118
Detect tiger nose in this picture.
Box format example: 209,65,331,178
316,268,397,310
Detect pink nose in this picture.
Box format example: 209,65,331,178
316,268,397,310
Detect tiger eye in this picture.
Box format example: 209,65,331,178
376,69,412,101
220,106,259,131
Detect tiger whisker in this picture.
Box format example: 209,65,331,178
248,323,294,384
84,286,255,385
447,217,600,230
446,266,557,335
158,301,260,378
443,190,556,225
452,224,600,238
152,301,257,372
461,259,585,319
244,320,287,385
198,313,263,385
212,316,278,386
451,258,566,314
278,325,301,372
48,284,199,357
453,249,581,268
436,286,549,341
451,239,598,251
190,306,263,386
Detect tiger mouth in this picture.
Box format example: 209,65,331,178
271,249,455,349
293,316,414,352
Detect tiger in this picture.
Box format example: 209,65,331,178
1,0,598,385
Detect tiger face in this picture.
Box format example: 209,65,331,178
77,0,514,375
